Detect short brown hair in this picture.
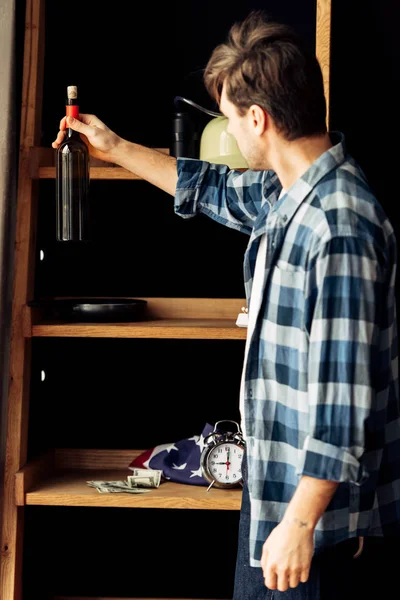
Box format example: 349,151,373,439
204,10,327,141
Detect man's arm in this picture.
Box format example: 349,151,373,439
261,476,339,592
52,114,178,195
111,139,178,196
261,234,386,592
52,113,274,232
283,475,339,530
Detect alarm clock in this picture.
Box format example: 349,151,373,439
200,420,246,489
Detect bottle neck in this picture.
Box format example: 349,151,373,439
66,128,79,139
66,103,79,138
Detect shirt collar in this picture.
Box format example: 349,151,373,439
264,131,347,223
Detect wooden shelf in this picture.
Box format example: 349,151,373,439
25,471,242,509
30,147,170,180
27,298,248,339
40,166,143,180
16,450,242,510
31,319,247,339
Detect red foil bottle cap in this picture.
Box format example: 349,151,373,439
66,105,79,119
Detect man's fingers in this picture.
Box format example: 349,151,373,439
260,548,268,572
264,567,278,590
65,116,94,137
289,568,302,588
264,564,304,592
52,114,103,149
51,117,66,148
300,568,310,583
52,129,65,148
77,113,104,127
276,569,290,592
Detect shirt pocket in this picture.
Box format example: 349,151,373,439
268,261,306,331
262,263,308,392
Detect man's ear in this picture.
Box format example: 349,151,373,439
249,104,267,136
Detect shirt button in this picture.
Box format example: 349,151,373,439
282,214,288,222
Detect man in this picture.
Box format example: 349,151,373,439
52,11,400,599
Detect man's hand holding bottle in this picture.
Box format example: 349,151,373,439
52,114,122,163
52,113,178,196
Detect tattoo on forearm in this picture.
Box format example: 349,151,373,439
293,517,308,528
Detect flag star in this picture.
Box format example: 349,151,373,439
195,432,207,453
143,442,178,467
188,435,199,443
172,462,187,470
151,442,179,458
190,466,203,478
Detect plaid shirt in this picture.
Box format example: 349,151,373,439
174,132,400,567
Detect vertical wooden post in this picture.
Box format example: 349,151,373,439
0,1,45,598
316,0,332,128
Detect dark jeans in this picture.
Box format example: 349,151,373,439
233,455,397,600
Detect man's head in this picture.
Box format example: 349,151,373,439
204,11,327,168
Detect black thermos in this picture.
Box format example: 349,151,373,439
170,111,199,159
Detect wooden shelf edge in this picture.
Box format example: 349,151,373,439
31,319,247,340
31,146,170,180
39,166,143,180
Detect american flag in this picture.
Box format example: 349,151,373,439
129,423,214,486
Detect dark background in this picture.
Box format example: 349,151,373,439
34,0,316,300
13,0,399,598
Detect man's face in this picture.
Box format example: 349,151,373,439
219,83,268,170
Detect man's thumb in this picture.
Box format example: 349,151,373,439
66,116,82,130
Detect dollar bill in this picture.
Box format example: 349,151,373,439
87,480,151,494
87,467,163,494
128,467,162,488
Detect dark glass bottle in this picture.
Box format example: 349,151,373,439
56,85,90,242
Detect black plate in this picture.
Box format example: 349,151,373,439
28,298,148,322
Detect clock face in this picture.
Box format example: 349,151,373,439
206,442,244,485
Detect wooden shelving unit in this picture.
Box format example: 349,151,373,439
0,1,332,598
